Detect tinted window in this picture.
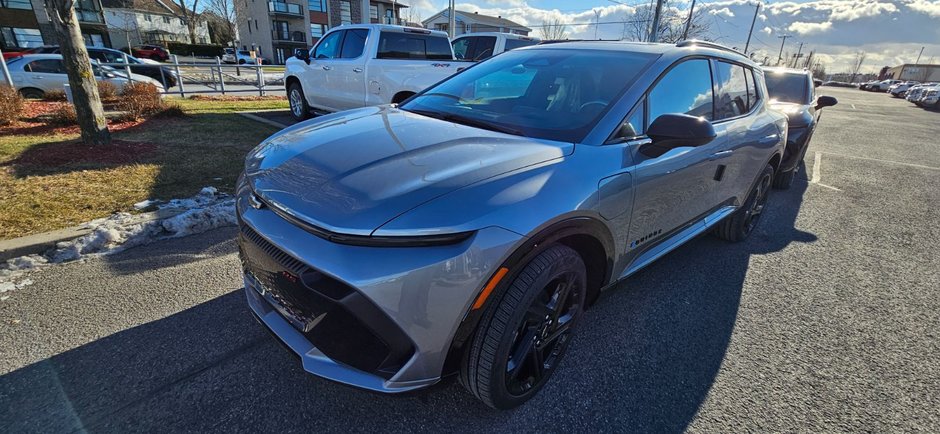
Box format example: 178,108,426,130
746,69,760,109
314,30,343,59
649,59,713,122
471,36,496,60
401,49,657,142
340,28,367,58
377,31,452,60
714,61,749,119
451,37,472,60
764,72,808,104
25,59,65,73
505,38,537,51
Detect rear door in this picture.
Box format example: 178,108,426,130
627,58,725,249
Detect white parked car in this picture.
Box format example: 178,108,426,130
2,54,163,99
888,81,918,97
285,24,460,120
451,32,540,61
906,83,937,102
869,79,901,91
223,48,268,65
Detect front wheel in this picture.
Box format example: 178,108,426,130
287,82,310,121
460,244,587,409
715,164,774,242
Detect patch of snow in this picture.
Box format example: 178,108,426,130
0,187,236,299
133,199,161,210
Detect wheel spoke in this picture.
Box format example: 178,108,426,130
528,344,544,381
538,322,572,350
507,328,537,380
525,300,553,322
550,281,573,320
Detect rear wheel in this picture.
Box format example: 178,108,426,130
461,244,586,409
18,88,44,99
288,82,310,121
716,164,774,242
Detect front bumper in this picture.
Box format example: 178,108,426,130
237,189,522,392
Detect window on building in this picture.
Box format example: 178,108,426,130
340,1,352,24
648,58,714,122
82,33,105,47
308,0,324,12
0,0,33,10
1,27,44,48
310,23,325,39
145,14,152,21
163,16,170,24
369,5,378,20
714,61,750,120
246,19,252,34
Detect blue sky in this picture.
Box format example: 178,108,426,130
404,0,940,73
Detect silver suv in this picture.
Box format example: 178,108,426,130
237,40,787,409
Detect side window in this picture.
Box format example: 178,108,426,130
377,32,452,60
314,30,344,59
472,36,496,60
746,68,760,109
714,61,749,119
504,38,537,51
648,58,713,122
25,59,65,73
340,28,367,59
452,37,472,60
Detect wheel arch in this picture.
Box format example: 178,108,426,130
18,87,45,98
441,216,615,377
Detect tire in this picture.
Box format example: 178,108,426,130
716,164,774,242
460,244,587,410
19,88,44,99
238,59,246,65
287,82,311,121
772,167,796,189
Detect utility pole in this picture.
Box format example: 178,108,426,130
682,0,696,40
361,0,370,24
743,2,760,54
594,9,600,39
915,46,924,64
649,0,664,42
791,42,804,67
448,0,456,38
776,34,790,66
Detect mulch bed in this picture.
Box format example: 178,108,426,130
0,101,148,137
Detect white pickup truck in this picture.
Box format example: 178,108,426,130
451,32,540,62
285,24,460,120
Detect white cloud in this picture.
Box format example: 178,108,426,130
709,7,735,18
761,26,773,35
788,21,834,34
907,0,940,17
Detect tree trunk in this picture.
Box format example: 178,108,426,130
45,0,110,145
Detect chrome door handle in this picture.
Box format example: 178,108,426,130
352,67,363,73
708,150,733,160
321,65,332,71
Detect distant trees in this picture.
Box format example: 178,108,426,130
849,51,866,83
625,1,711,43
539,19,569,40
172,0,202,44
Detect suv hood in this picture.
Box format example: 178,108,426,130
245,106,573,235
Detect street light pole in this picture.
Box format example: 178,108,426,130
594,9,600,39
448,0,456,38
776,34,790,66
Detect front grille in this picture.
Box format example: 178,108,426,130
238,221,414,377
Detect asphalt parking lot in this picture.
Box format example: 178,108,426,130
1,87,938,432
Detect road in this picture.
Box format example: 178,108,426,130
1,88,938,432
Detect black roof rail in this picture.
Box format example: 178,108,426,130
676,39,747,57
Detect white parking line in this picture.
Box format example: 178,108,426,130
811,152,842,191
851,104,856,110
820,152,940,171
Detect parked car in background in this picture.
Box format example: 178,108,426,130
451,32,540,61
240,40,786,409
222,48,236,63
763,67,837,188
3,54,163,98
869,79,901,91
858,80,878,90
131,45,170,62
916,87,939,108
286,24,458,120
821,81,855,88
888,81,918,97
15,46,178,89
905,83,937,102
224,49,268,65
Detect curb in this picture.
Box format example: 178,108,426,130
0,207,189,262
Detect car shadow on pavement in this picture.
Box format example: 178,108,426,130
0,172,816,432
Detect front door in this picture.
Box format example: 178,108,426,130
628,58,724,251
304,29,345,111
328,28,368,110
22,59,70,93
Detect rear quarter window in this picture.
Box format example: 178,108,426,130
377,31,452,60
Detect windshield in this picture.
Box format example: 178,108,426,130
400,49,657,142
764,72,809,104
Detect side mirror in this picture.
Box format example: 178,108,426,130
294,48,310,64
816,95,837,109
641,114,716,157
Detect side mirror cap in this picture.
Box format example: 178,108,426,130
642,113,716,157
294,48,310,64
816,95,837,109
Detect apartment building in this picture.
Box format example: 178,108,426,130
422,9,530,36
236,0,408,64
101,0,210,49
1,0,110,50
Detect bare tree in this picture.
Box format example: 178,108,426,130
205,0,237,46
849,51,866,84
401,7,423,26
44,0,110,145
111,10,141,51
626,1,710,43
172,0,202,44
539,19,569,40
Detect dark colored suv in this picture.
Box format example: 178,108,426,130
763,67,837,187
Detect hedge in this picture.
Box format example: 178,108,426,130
165,42,224,58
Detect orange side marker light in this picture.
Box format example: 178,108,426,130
471,267,509,310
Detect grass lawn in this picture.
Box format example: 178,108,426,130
0,97,288,240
